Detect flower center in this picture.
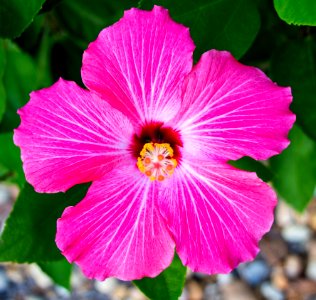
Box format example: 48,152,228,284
137,143,177,181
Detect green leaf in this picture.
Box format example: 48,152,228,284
0,40,5,122
271,38,316,141
0,0,46,38
52,1,137,82
0,183,90,262
241,0,294,65
40,0,64,13
270,126,316,212
133,254,186,300
0,132,24,186
0,41,37,132
15,14,46,52
38,259,72,290
35,29,53,87
141,0,260,59
273,0,316,26
51,38,85,86
229,157,273,182
54,0,136,47
0,36,53,132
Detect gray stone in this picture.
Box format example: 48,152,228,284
284,255,303,279
238,260,270,286
306,260,316,281
281,225,311,245
0,270,8,290
94,278,118,295
260,282,284,300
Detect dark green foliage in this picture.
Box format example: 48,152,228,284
0,183,89,262
0,133,24,186
38,259,72,290
0,41,37,132
0,0,46,38
229,157,273,183
140,0,260,59
271,39,316,141
133,255,186,300
0,41,5,121
270,126,316,212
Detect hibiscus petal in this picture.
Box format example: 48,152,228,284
14,78,134,193
82,6,195,125
174,50,295,161
56,165,175,281
159,159,276,274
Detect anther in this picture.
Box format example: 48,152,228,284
137,142,177,181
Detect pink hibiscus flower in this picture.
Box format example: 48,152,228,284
14,6,295,281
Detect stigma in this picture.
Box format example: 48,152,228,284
137,143,177,181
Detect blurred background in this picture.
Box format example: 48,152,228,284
1,0,316,299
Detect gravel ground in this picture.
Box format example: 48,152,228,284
0,183,316,300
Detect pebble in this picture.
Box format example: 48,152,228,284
112,285,129,299
260,233,288,265
6,264,25,283
82,290,111,300
71,267,84,289
307,199,316,230
306,260,316,281
180,288,189,300
217,273,234,286
271,266,288,291
308,214,316,231
0,184,15,232
204,283,220,299
276,201,308,226
27,264,52,289
276,201,295,227
306,240,316,281
94,278,118,294
261,282,284,300
220,280,256,300
0,269,9,293
186,280,204,300
284,255,303,279
238,260,270,286
71,267,93,291
281,224,311,244
0,185,11,206
191,272,209,281
55,285,70,298
129,287,146,300
308,240,316,258
286,280,316,299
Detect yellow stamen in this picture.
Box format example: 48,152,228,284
137,142,177,181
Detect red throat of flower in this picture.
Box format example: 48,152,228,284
131,122,183,181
